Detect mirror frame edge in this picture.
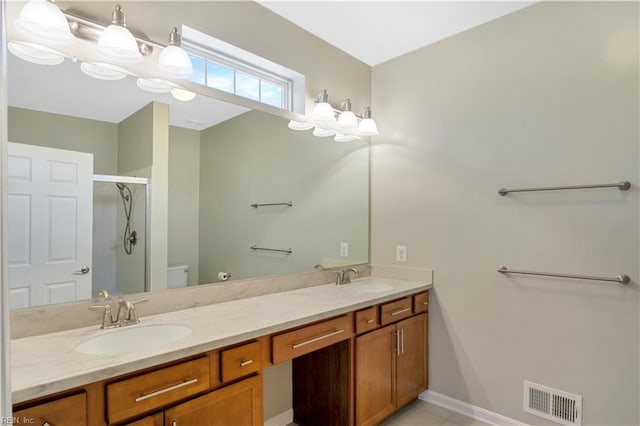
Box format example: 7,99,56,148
1,0,13,416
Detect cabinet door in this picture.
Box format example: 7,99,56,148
396,313,428,408
13,392,87,426
164,375,263,426
355,325,397,426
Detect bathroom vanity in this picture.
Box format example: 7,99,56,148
11,277,431,425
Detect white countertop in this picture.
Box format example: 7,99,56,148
11,276,431,403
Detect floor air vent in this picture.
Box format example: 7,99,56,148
524,381,582,425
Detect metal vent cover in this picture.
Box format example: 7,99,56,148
524,381,582,425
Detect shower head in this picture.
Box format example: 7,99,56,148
116,182,126,191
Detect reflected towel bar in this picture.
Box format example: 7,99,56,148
251,202,293,208
498,181,630,196
251,245,293,254
497,266,630,284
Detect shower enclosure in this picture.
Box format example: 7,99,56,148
93,175,149,297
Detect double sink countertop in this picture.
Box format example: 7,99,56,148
11,276,432,403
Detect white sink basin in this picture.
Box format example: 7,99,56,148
76,324,192,355
339,282,393,294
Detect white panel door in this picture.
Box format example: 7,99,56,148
7,142,93,308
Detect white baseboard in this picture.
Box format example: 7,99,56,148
419,390,529,426
264,408,294,426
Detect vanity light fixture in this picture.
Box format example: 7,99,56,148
157,27,194,78
14,0,75,45
334,133,357,143
80,62,129,80
9,0,75,65
136,78,173,93
358,107,379,136
97,5,143,64
171,87,196,102
336,99,358,132
312,127,336,137
288,120,314,131
286,89,379,141
8,41,65,65
311,89,336,124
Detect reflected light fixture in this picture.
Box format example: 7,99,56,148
288,120,314,131
8,41,64,65
14,0,75,45
158,27,194,78
171,87,196,101
80,62,128,80
98,4,143,63
358,107,379,136
137,78,173,93
334,133,357,143
311,89,336,124
312,127,336,137
336,99,358,132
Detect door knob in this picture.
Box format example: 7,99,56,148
73,266,90,275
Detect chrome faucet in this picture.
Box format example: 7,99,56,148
335,268,359,285
89,298,148,329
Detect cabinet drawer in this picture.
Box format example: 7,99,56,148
380,298,413,325
106,357,210,424
413,291,429,313
272,314,353,364
355,306,379,334
14,392,87,426
221,341,262,382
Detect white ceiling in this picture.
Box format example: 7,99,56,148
258,1,535,66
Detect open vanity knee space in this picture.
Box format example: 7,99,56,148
11,277,431,426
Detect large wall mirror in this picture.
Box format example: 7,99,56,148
6,15,369,310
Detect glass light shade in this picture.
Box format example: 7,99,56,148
358,118,379,136
8,41,64,65
312,127,336,137
14,0,75,45
158,45,194,78
171,88,196,102
334,133,356,143
137,78,173,93
98,24,143,63
80,62,128,81
288,120,314,131
336,110,358,131
311,102,336,123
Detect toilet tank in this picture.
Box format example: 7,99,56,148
167,265,189,288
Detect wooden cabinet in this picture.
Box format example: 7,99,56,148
106,357,210,424
13,392,87,426
355,313,428,426
13,289,429,426
272,314,354,364
164,375,262,426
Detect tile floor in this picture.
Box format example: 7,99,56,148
380,400,491,426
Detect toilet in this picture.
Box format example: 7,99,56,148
167,265,189,288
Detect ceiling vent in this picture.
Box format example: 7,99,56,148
524,381,582,425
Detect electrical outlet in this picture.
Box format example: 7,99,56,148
396,245,407,262
340,242,349,257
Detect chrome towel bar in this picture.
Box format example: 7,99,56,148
497,266,630,284
251,201,293,208
250,245,293,254
498,181,630,196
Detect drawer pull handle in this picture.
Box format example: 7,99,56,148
423,302,428,305
366,319,374,324
240,359,254,367
292,329,345,349
134,378,199,402
390,307,411,316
